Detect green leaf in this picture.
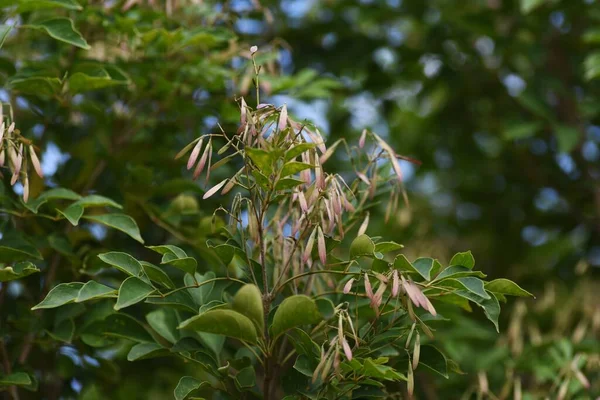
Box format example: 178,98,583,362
85,314,154,343
163,257,197,275
315,298,335,320
76,281,116,302
449,251,475,269
114,277,155,310
456,290,501,332
555,125,580,153
98,252,143,276
32,282,84,310
374,241,404,253
584,52,600,81
520,0,545,14
69,71,127,94
280,161,312,177
57,204,84,225
16,0,82,12
127,343,168,361
418,345,449,378
146,308,180,344
84,214,144,244
47,318,75,343
8,76,62,96
0,24,12,49
285,143,316,161
73,194,123,209
179,309,258,344
411,258,435,281
432,265,486,281
443,277,490,299
0,237,43,262
246,148,274,174
270,295,322,340
23,188,81,213
141,261,175,289
0,262,40,282
145,290,198,313
174,376,208,400
274,178,305,191
349,234,375,258
26,18,90,49
185,271,215,306
235,366,256,389
232,284,264,334
147,244,188,258
0,372,32,387
502,121,543,140
362,358,406,381
485,279,534,297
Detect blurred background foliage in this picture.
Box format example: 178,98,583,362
0,0,598,399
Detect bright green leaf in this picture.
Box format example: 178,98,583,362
0,372,32,387
16,0,82,12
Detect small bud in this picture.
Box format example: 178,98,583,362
343,278,355,294
341,337,352,361
298,191,308,213
250,45,258,54
187,138,203,170
412,332,420,370
193,140,211,180
359,129,367,148
302,227,317,263
317,226,327,265
203,179,228,199
22,174,29,202
278,104,288,131
357,212,369,236
29,146,43,178
391,270,400,297
364,273,373,299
